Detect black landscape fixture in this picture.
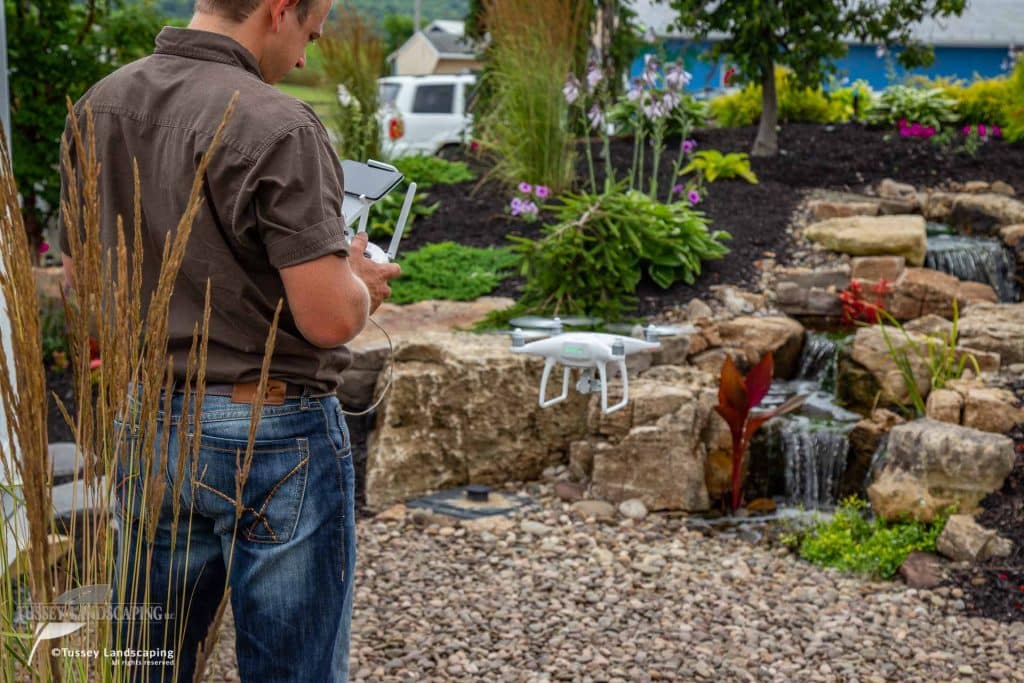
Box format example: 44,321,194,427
465,484,491,503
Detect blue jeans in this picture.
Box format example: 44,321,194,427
112,390,356,682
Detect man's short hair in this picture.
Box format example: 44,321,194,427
195,0,320,23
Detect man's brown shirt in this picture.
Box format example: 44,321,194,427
60,27,352,394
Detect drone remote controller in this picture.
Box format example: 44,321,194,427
340,159,417,263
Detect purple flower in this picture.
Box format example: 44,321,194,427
899,126,910,138
586,61,603,91
682,139,697,153
642,99,663,121
523,201,539,215
563,74,581,105
518,182,533,194
661,91,681,112
535,185,550,199
688,190,701,206
643,54,660,87
993,125,1002,138
672,183,684,196
627,79,643,102
510,197,524,216
664,63,691,91
922,126,935,138
588,103,606,131
979,124,988,137
962,124,972,135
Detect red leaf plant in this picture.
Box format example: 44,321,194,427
838,278,891,326
714,352,806,514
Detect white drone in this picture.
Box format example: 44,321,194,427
504,316,695,414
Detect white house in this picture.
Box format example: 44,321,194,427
387,20,482,77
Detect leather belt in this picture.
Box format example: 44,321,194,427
180,380,321,406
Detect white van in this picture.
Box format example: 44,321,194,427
376,73,476,158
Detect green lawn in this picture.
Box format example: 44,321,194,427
275,83,337,119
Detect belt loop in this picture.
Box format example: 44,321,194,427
300,386,312,411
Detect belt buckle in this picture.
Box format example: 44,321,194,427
231,379,287,405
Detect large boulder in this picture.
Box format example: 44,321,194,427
803,215,927,266
936,514,1014,563
590,382,713,511
949,193,1024,236
958,303,1024,365
885,268,998,321
867,420,1015,522
712,315,805,378
365,331,589,507
843,326,932,409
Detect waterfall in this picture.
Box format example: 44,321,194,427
796,333,838,384
754,416,853,510
781,417,851,508
925,235,1020,302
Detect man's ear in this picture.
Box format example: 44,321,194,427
267,0,300,31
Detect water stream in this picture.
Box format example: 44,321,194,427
750,332,858,509
924,234,1020,302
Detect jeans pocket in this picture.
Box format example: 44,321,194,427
187,431,310,544
324,402,351,456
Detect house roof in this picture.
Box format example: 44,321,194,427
630,0,1023,48
386,19,478,65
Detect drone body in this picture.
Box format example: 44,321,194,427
510,331,661,414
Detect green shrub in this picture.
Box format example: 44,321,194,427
681,150,758,184
368,186,438,239
391,155,476,187
709,86,762,127
319,7,383,161
867,85,958,129
708,69,866,127
784,497,950,579
509,185,730,321
475,0,583,193
1005,57,1024,142
389,242,520,304
944,78,1012,126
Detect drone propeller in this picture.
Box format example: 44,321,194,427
508,315,603,330
489,328,550,341
603,322,698,340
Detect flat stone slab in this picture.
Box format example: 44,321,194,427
803,215,927,266
347,297,514,354
49,442,81,486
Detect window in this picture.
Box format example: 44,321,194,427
379,83,401,106
412,84,455,114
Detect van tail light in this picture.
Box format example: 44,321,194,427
388,118,404,141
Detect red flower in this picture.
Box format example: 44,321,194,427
724,66,737,86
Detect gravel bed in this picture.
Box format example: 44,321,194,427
202,480,1024,683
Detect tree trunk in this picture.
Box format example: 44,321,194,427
751,59,778,158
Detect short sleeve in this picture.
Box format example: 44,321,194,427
240,124,349,269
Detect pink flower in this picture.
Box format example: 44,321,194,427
898,118,908,129
962,124,972,135
518,182,532,194
535,185,550,199
993,125,1002,138
899,127,910,138
89,358,102,371
687,190,701,206
681,139,697,153
922,126,935,138
978,124,987,137
38,241,50,254
910,122,923,136
672,183,684,195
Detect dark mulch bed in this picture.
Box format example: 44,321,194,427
46,367,76,444
946,429,1024,623
410,123,1024,317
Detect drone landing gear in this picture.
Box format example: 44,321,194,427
538,360,630,414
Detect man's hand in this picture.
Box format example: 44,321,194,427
346,232,402,313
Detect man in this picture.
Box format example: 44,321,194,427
59,0,400,680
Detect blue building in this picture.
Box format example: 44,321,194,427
630,0,1023,93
